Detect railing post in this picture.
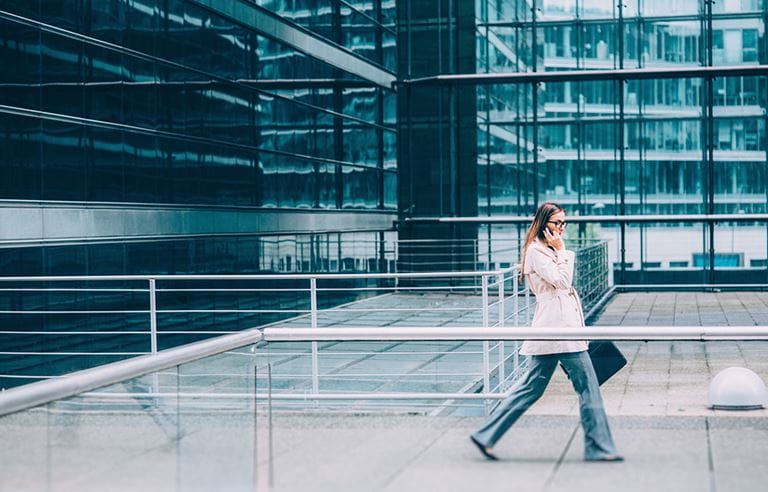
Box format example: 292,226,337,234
498,272,505,388
513,271,520,370
481,274,490,413
310,277,319,398
149,278,159,394
149,278,158,354
393,240,399,292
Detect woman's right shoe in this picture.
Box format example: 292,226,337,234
585,454,624,462
470,435,498,461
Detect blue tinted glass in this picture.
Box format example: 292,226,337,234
344,124,379,167
383,170,396,210
341,4,378,63
0,19,41,113
40,0,85,32
318,162,337,209
123,0,160,55
87,127,125,201
41,121,86,201
261,153,316,208
89,0,125,44
39,31,83,84
123,132,164,203
197,147,255,206
0,0,391,212
0,114,42,200
342,165,379,209
164,139,201,204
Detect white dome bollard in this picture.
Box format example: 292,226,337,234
708,367,767,410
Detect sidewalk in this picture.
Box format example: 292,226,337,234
254,413,766,492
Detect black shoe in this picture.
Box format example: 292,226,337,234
470,435,498,461
586,454,624,462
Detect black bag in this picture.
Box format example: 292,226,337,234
587,340,627,385
560,341,627,386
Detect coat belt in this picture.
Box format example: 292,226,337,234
538,288,577,301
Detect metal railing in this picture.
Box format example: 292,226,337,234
3,325,768,418
0,241,609,391
253,325,768,404
0,269,531,388
573,241,610,313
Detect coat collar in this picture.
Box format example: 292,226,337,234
529,239,557,259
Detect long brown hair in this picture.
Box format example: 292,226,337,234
519,202,565,282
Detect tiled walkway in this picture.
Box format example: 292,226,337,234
531,292,768,418
593,291,768,326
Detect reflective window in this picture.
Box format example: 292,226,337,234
0,114,42,200
0,0,395,210
471,1,768,283
255,1,395,70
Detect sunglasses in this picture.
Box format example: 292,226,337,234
547,220,567,229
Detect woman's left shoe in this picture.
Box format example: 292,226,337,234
470,435,498,461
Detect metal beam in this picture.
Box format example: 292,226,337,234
403,65,768,86
403,214,768,224
238,79,377,89
0,200,396,245
477,10,764,28
189,0,396,89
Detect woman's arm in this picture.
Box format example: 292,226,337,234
528,247,575,290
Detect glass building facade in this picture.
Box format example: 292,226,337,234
1,0,767,282
399,0,768,284
477,0,767,283
0,0,396,276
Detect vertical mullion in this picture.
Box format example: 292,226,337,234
377,90,384,210
617,0,624,70
334,85,344,210
375,0,384,210
531,0,538,210
705,0,715,282
618,76,627,282
375,0,383,66
333,2,343,210
764,74,768,282
707,76,715,283
485,11,491,217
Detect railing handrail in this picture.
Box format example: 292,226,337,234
0,267,520,283
0,329,263,417
262,326,768,341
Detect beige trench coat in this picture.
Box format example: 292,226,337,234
519,240,588,356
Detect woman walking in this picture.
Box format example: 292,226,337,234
470,202,622,462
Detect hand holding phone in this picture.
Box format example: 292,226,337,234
543,227,564,251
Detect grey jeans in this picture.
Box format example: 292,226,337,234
471,351,618,459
